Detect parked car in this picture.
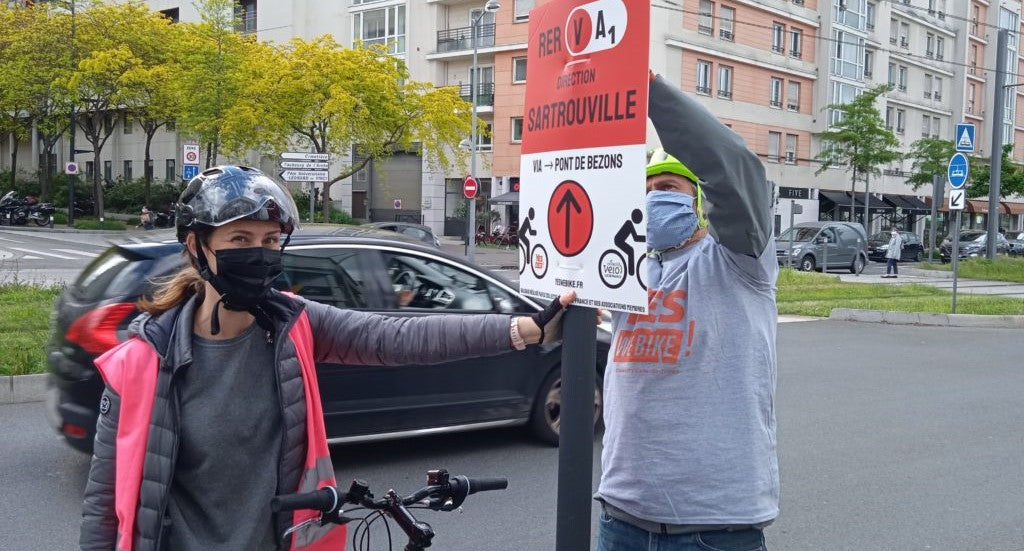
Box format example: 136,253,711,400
776,221,869,273
362,221,442,248
1007,231,1024,256
939,230,1009,262
867,231,925,262
47,227,609,453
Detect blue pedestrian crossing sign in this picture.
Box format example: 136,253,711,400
955,123,975,152
947,153,969,189
183,164,200,181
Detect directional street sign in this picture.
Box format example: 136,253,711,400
463,176,478,199
281,152,329,161
955,123,976,152
547,180,593,257
280,161,329,170
947,153,969,189
183,165,199,180
949,188,966,210
280,170,329,182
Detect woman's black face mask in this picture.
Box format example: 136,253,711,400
208,246,283,311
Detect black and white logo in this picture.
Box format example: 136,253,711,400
99,395,111,415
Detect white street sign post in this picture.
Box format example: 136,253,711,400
182,144,200,165
948,189,965,211
280,170,329,182
280,161,329,170
281,152,329,161
947,153,969,314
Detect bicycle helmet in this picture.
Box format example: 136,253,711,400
175,165,300,243
646,148,708,230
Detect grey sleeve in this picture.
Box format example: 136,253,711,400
648,75,773,258
301,298,514,366
80,387,120,551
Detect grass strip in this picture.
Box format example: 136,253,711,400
919,258,1024,284
0,283,62,376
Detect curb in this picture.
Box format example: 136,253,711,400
2,373,49,405
830,308,1024,329
901,267,955,279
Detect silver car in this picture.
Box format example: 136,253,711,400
777,221,869,273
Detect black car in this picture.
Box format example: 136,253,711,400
867,231,925,262
1007,231,1024,256
46,227,609,453
940,230,1009,262
362,221,442,248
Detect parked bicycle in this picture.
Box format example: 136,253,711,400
273,468,508,551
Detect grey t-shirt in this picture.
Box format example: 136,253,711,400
598,235,779,526
164,323,282,550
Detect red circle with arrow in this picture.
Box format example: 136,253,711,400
547,180,593,257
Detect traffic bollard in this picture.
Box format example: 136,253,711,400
49,214,54,228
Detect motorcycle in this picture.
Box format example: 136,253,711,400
0,191,57,226
153,210,175,228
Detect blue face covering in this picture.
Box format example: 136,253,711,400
646,190,698,251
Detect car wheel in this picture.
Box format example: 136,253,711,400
529,366,603,446
850,254,865,274
913,250,922,262
799,255,815,272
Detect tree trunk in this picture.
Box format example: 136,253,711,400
93,148,104,220
144,130,154,206
9,132,18,190
320,182,331,223
849,168,857,223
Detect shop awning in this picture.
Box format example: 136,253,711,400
489,191,519,206
819,190,861,206
884,194,930,213
1002,201,1024,215
850,192,893,212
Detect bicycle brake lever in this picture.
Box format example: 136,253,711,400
283,518,321,541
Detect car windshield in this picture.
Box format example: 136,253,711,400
870,232,895,241
778,227,820,242
959,231,987,242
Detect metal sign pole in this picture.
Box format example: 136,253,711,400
952,210,961,314
788,200,795,269
929,174,941,263
822,233,828,274
555,305,596,551
310,183,315,223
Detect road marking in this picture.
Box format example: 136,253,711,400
21,255,42,260
53,248,100,258
0,235,25,243
8,247,78,260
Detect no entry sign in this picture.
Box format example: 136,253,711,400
518,0,650,314
464,176,478,199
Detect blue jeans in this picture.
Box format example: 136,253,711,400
596,509,766,551
886,257,899,275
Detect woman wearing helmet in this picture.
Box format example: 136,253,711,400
79,166,573,551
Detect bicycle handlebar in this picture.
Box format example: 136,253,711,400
270,486,337,514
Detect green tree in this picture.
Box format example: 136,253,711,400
226,36,474,221
968,144,1024,199
176,0,250,168
815,84,903,223
905,137,954,191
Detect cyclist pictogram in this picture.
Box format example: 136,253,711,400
599,209,648,289
518,208,548,278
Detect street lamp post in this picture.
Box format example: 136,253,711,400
68,0,76,226
462,0,500,263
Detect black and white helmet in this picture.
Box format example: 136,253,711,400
175,165,299,243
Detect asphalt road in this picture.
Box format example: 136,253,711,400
3,320,1023,550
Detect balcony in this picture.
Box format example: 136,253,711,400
790,49,802,59
772,44,785,53
900,37,909,48
696,85,711,95
437,24,495,53
457,83,495,107
770,99,782,108
966,101,975,114
898,84,907,92
787,102,799,111
718,89,733,99
719,29,734,41
889,37,898,45
698,23,713,35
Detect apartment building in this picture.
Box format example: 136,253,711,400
3,0,1023,235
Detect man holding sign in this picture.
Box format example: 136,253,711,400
595,74,779,551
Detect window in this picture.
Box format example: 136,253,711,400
768,131,781,162
514,0,534,22
898,65,908,91
85,161,94,181
123,115,133,134
512,57,527,83
772,23,785,53
234,0,256,34
278,248,370,309
353,5,406,55
887,62,896,85
888,18,898,44
899,22,909,47
382,252,495,311
834,0,866,30
787,81,800,111
718,65,733,99
511,117,523,143
967,83,976,114
104,115,115,134
698,0,714,34
931,116,941,138
866,2,875,29
165,159,175,182
896,109,906,133
935,36,944,60
123,160,133,181
696,60,712,95
864,49,874,78
719,5,735,40
477,122,492,149
831,30,864,79
770,77,783,107
921,114,931,137
785,134,798,164
971,5,980,35
104,160,112,182
925,33,934,57
970,45,979,75
789,28,802,58
354,168,367,183
933,77,942,101
885,106,894,129
924,74,933,98
830,81,860,124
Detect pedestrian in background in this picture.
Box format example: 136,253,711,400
594,73,778,551
882,228,903,278
80,166,574,551
137,206,154,230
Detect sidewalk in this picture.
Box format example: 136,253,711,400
837,266,1024,299
440,238,518,270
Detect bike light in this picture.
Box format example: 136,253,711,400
62,422,88,439
65,302,137,355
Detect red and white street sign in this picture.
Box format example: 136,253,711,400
518,0,650,314
463,176,478,199
182,144,200,166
